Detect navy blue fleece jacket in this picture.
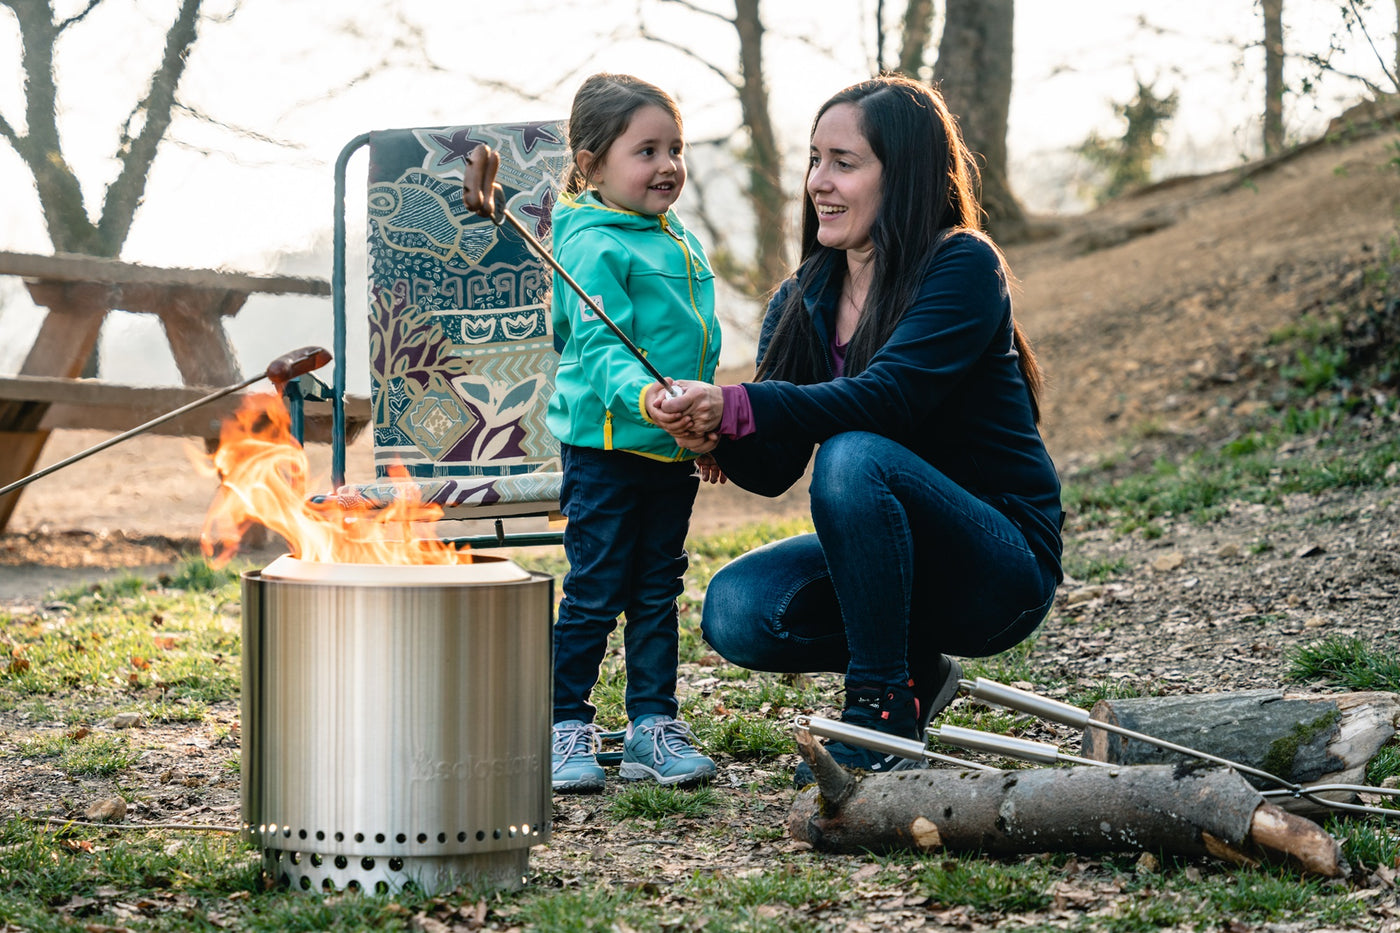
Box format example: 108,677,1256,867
714,233,1063,578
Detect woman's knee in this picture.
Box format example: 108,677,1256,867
811,432,885,507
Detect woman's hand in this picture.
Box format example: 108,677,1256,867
695,454,727,484
656,381,725,435
646,382,719,453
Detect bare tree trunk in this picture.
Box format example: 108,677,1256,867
896,0,934,79
1,0,205,377
933,0,1029,243
789,731,1347,878
732,0,787,298
0,0,204,259
1263,0,1286,155
1394,0,1400,84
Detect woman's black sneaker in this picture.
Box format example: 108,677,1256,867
793,682,925,788
914,654,963,733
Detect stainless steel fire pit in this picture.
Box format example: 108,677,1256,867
241,555,553,895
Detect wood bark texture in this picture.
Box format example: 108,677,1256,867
789,730,1346,877
1082,690,1400,817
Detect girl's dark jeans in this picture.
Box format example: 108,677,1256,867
553,443,700,724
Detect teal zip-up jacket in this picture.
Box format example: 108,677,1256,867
546,190,720,460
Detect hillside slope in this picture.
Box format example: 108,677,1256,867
1012,124,1400,469
4,117,1398,556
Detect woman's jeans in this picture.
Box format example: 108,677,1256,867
701,432,1058,688
553,443,700,724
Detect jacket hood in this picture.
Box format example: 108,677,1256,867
553,190,687,246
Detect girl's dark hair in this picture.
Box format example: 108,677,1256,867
757,74,1044,420
564,73,683,196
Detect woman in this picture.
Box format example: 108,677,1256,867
648,75,1062,782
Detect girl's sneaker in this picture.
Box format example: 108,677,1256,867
619,714,716,786
552,720,606,793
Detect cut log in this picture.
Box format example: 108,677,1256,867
788,730,1347,878
1081,690,1400,817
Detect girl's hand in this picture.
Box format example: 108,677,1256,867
646,381,694,432
695,454,727,484
658,381,724,435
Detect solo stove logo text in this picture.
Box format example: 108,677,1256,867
411,751,541,783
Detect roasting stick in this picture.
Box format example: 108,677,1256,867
796,715,998,772
962,676,1400,818
0,346,332,500
461,144,682,399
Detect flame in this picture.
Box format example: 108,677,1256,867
199,392,470,566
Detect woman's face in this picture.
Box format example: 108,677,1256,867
807,102,883,255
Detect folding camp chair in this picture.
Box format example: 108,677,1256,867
320,121,570,547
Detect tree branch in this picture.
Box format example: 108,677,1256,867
7,0,101,252
55,0,103,32
0,110,19,148
657,0,734,27
637,28,739,91
97,0,203,254
173,100,304,150
1345,0,1399,91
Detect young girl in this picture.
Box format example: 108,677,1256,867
546,73,721,792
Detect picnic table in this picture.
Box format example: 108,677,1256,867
0,250,367,533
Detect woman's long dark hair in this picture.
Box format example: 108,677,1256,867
756,75,1044,420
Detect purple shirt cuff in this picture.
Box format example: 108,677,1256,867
719,384,756,439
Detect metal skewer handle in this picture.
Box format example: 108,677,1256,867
0,346,331,500
927,724,1108,768
796,716,997,772
964,676,1400,818
462,145,682,399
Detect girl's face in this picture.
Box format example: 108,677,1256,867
807,103,883,254
584,104,686,215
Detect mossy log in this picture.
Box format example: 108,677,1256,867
788,730,1346,878
1081,690,1400,817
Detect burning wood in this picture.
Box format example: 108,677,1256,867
788,728,1348,878
199,392,470,565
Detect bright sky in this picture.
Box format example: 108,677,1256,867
0,0,1394,383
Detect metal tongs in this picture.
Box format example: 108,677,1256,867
798,676,1400,818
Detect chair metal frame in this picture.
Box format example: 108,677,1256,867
321,130,566,549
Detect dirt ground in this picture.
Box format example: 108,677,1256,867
3,112,1400,927
4,116,1398,577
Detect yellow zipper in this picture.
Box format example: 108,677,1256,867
659,215,711,381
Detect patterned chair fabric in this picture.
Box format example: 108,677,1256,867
341,122,568,518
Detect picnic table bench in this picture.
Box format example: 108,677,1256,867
0,250,368,532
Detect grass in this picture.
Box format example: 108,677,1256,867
1063,427,1400,533
14,730,140,777
1286,635,1400,691
0,555,246,708
3,392,1399,929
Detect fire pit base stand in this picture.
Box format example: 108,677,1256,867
264,848,529,896
240,560,554,895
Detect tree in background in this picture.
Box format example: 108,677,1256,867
1262,0,1286,155
878,0,1030,243
640,0,787,306
932,0,1029,243
0,0,204,258
1075,80,1179,204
